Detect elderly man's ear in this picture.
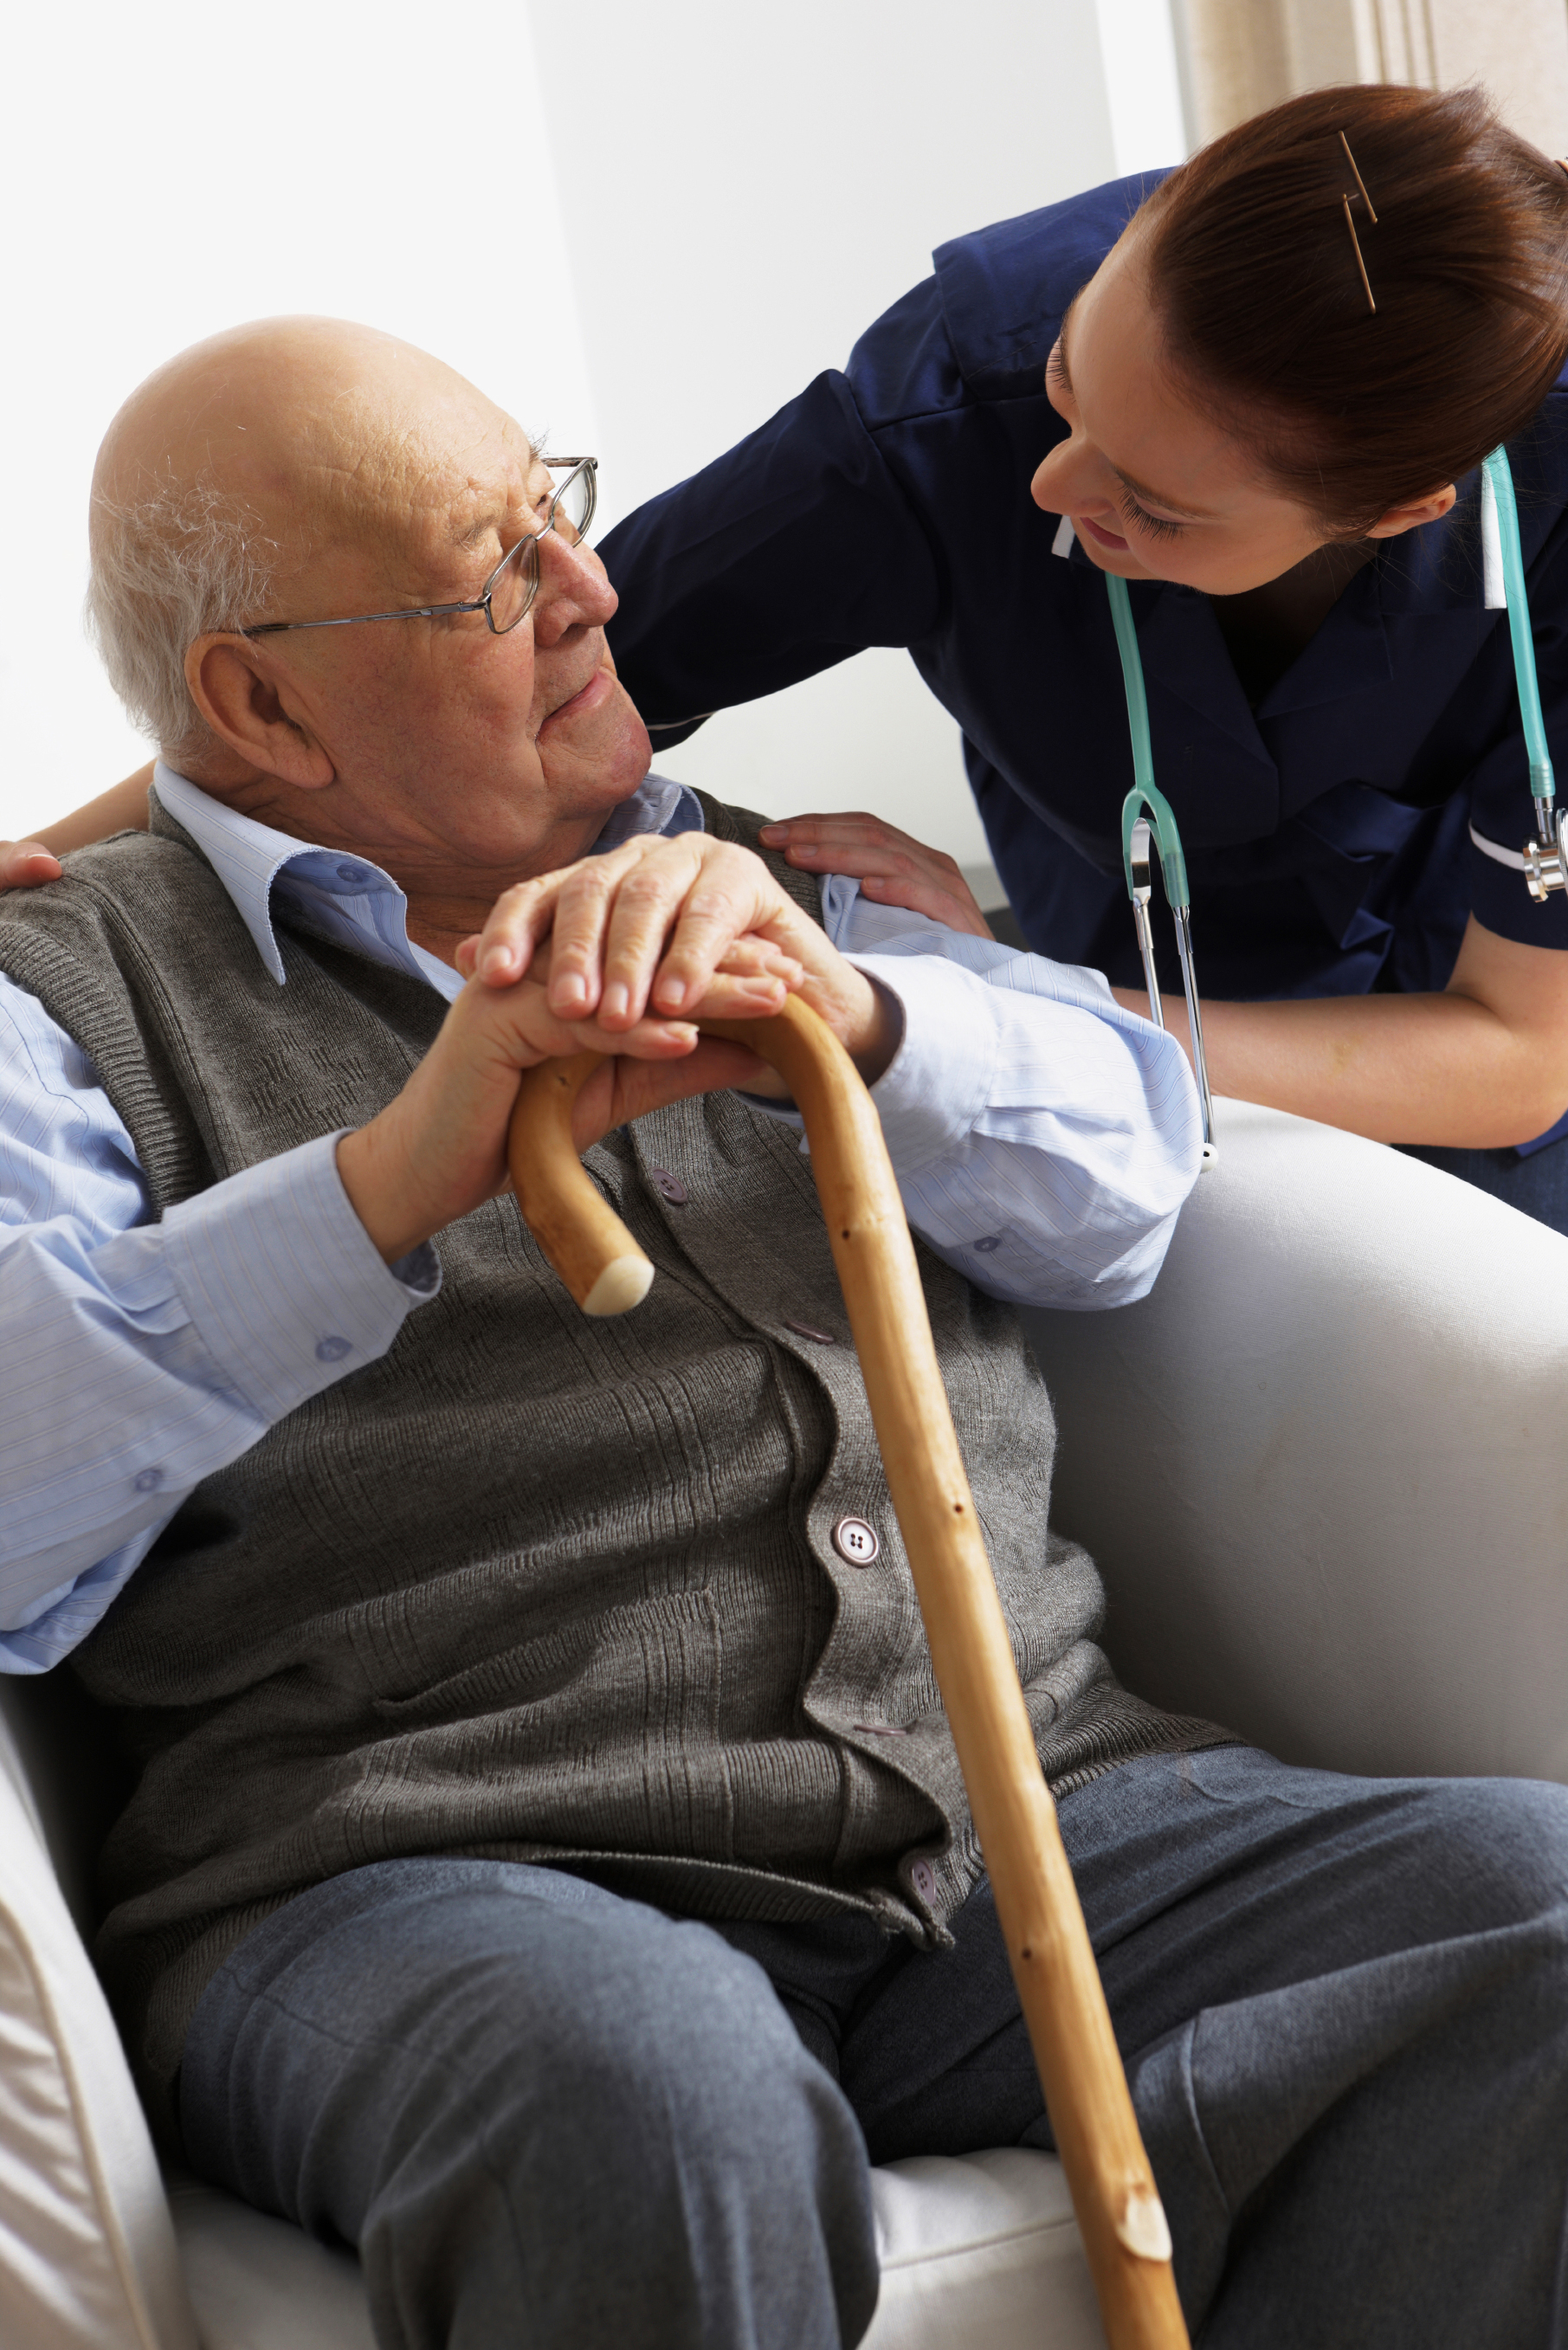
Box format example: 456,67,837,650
183,636,336,788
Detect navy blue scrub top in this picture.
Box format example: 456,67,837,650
601,172,1568,1010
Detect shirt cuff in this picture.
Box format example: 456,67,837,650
849,953,998,1177
159,1132,439,1425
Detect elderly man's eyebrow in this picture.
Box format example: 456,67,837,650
1055,309,1223,524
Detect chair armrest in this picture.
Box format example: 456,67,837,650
0,1684,198,2350
1022,1100,1568,1785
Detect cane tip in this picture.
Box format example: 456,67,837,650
583,1254,655,1317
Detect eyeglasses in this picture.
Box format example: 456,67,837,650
242,455,598,640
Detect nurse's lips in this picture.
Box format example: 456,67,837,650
1077,512,1130,552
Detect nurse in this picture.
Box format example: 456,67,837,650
10,87,1568,1217
596,82,1568,1227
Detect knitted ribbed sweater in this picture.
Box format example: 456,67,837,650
0,793,1224,2116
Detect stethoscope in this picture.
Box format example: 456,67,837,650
1104,442,1560,1172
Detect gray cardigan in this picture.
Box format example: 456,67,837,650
0,795,1224,2121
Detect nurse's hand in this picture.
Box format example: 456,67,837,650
0,765,157,888
0,841,63,891
757,812,997,939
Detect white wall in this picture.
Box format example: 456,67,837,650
0,1,590,837
533,0,1186,875
0,0,1185,875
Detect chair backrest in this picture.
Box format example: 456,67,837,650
1024,1098,1568,1785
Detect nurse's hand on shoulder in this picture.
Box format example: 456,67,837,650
757,812,997,939
0,841,63,891
0,765,156,888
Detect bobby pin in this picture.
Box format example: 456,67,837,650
1339,132,1378,315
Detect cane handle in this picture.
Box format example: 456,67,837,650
506,997,1189,2349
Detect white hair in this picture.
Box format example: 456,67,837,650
85,479,281,761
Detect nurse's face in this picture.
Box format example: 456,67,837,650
1029,230,1451,594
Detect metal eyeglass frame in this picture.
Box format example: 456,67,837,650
240,456,598,640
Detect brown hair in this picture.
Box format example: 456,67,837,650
1137,84,1568,533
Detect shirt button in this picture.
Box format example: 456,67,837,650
133,1467,164,1494
909,1857,938,1903
648,1167,687,1205
784,1317,836,1345
315,1334,352,1363
336,862,371,886
831,1516,881,1566
973,1235,1002,1254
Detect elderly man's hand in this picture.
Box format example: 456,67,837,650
337,939,804,1266
337,836,900,1267
454,832,900,1096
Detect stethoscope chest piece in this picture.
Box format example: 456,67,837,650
1525,809,1568,901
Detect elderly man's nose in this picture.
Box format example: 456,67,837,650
532,533,616,639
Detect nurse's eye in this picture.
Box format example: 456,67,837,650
1119,490,1185,543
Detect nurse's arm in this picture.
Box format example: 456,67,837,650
0,764,153,889
1123,915,1568,1149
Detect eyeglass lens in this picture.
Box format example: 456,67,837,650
488,463,597,633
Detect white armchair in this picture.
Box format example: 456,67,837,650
3,1099,1565,2350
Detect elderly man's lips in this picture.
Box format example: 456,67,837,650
1078,512,1130,552
539,668,613,733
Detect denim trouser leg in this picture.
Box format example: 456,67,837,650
180,1748,1568,2350
178,1858,879,2350
722,1750,1568,2350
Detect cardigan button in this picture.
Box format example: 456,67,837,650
908,1857,938,1904
831,1516,881,1566
648,1167,687,1205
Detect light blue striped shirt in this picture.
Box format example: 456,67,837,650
0,765,1201,1669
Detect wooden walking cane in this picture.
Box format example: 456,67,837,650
507,994,1190,2350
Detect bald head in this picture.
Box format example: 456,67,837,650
84,315,646,912
87,317,539,756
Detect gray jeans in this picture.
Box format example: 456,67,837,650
178,1746,1568,2348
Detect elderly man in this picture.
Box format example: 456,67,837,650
2,320,1567,2350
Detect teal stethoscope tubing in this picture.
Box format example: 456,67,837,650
1106,442,1555,1172
1481,446,1555,822
1105,566,1217,1163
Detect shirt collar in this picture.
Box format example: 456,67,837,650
151,764,705,995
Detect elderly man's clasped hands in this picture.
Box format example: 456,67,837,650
336,828,900,1267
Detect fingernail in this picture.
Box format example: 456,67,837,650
758,823,787,839
656,977,690,1010
555,973,589,1010
481,946,513,980
603,981,629,1022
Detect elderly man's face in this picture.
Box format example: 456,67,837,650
265,416,650,870
100,321,653,894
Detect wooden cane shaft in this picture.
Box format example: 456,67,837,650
506,1002,1189,2350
